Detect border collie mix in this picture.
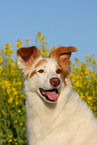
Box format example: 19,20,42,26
17,46,97,145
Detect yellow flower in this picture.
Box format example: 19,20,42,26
39,34,43,41
15,40,23,49
0,57,3,64
25,38,31,44
43,39,46,43
10,135,13,138
8,139,12,142
8,97,13,104
14,139,17,141
75,58,80,63
87,96,92,101
85,55,89,61
18,110,21,113
15,100,19,105
20,122,23,126
15,121,18,124
0,66,3,73
4,43,12,48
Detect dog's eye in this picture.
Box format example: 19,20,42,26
56,69,62,74
38,69,44,73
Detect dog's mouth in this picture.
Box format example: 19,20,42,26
39,88,59,103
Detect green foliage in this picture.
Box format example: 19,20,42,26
0,43,27,145
69,56,97,115
0,32,97,144
34,32,49,57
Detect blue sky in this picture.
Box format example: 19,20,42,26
0,0,97,61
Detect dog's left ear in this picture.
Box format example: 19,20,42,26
50,46,78,77
17,46,41,78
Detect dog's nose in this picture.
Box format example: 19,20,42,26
50,77,60,87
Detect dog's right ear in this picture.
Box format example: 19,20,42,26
17,46,41,77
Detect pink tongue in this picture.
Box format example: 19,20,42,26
46,91,59,100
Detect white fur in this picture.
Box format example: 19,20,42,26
19,58,97,145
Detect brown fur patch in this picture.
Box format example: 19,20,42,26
35,59,47,68
17,46,41,78
50,46,77,64
50,46,77,78
17,46,40,62
50,46,77,58
56,65,67,85
29,70,36,78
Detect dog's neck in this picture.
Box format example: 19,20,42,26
25,82,72,129
24,80,73,144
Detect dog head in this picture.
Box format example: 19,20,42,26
17,46,77,103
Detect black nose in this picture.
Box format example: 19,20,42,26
50,77,60,87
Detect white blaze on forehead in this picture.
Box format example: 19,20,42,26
46,58,58,67
35,58,58,70
41,58,59,73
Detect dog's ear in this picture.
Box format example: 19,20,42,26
50,46,78,77
17,46,41,78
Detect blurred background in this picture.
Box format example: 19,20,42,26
0,0,97,144
0,0,97,61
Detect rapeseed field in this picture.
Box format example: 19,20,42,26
0,32,97,144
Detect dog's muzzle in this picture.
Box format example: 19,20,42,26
38,77,61,103
39,88,59,103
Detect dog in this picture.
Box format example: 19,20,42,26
17,46,97,145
